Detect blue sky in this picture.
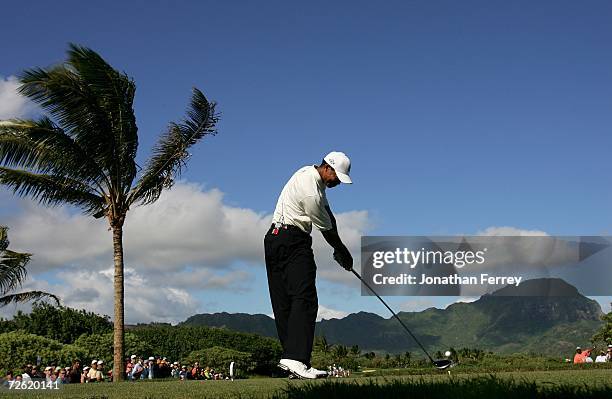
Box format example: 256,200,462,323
1,1,611,323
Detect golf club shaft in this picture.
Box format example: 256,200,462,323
351,269,435,363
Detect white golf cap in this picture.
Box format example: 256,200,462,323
97,360,103,365
324,151,352,184
149,356,154,360
83,366,90,371
130,355,136,359
608,345,612,348
576,346,581,350
91,360,97,364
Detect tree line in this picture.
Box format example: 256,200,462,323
0,303,280,376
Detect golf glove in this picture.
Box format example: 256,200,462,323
333,248,353,271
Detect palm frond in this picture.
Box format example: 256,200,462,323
0,227,59,307
0,118,108,192
19,65,113,159
66,44,139,194
0,167,104,215
0,226,8,252
0,226,32,295
0,291,60,307
128,88,218,206
0,249,31,293
18,44,138,196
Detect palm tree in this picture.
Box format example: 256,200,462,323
315,335,331,353
0,225,59,306
0,44,219,381
333,344,349,359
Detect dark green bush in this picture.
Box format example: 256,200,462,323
0,331,86,375
182,346,255,374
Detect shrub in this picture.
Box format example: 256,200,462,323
0,331,86,375
0,303,112,343
73,332,153,367
182,346,255,374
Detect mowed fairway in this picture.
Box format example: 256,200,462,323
3,370,612,399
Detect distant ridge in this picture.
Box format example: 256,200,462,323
181,312,277,337
181,278,603,356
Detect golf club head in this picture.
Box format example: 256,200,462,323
433,359,453,370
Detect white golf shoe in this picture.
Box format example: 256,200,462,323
278,359,318,379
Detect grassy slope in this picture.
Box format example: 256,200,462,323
4,370,611,399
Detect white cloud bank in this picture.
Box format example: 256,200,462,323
2,182,370,323
477,226,548,236
8,181,597,322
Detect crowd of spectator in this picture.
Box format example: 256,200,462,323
126,356,234,381
570,345,612,364
1,359,101,386
327,364,350,377
2,356,237,386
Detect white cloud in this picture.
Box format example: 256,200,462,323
477,226,548,236
589,297,611,314
0,76,35,119
317,305,349,321
122,184,272,270
453,296,479,304
5,183,273,272
470,227,584,274
115,268,201,323
269,306,350,322
5,182,369,277
6,204,109,269
398,298,439,312
0,267,203,324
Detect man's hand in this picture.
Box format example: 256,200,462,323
333,248,353,271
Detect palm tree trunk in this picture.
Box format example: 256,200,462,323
112,225,125,382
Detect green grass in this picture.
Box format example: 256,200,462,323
351,360,612,376
2,370,611,398
276,374,612,399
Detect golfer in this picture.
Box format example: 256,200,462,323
264,151,354,379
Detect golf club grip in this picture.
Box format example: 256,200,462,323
351,269,434,363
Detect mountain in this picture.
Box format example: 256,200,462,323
181,312,277,337
180,278,604,356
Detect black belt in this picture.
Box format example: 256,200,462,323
269,223,304,234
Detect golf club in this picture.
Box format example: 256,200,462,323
350,268,453,370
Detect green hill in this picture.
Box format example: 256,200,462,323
181,312,278,337
181,278,604,356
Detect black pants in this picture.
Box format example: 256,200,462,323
264,225,318,366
